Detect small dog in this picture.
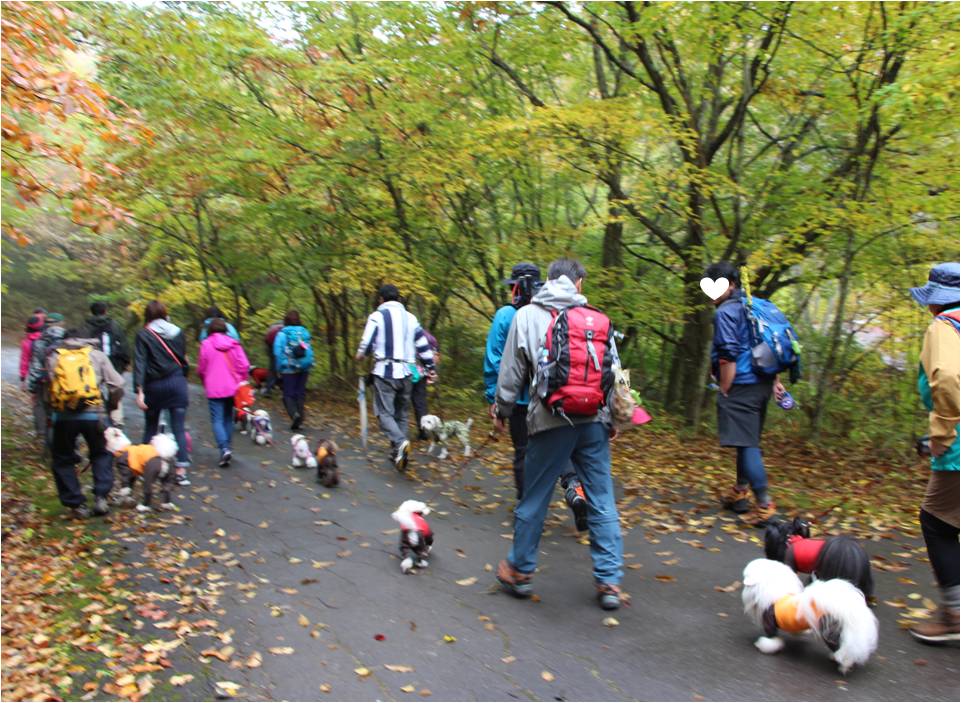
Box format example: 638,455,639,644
391,500,433,573
420,415,473,459
741,558,878,674
104,428,179,512
250,409,273,446
234,381,256,434
290,434,317,470
765,518,874,598
315,439,340,487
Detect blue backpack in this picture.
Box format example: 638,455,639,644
741,295,802,381
284,327,314,371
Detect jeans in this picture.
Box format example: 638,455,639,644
144,406,190,467
372,376,412,447
508,422,623,585
207,397,234,452
51,417,114,507
736,446,768,495
508,405,529,499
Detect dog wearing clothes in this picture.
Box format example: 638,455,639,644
104,428,179,512
250,409,273,446
290,434,316,470
741,558,878,674
391,500,433,573
419,415,473,459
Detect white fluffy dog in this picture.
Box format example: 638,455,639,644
104,428,179,512
290,434,317,470
741,558,878,674
419,415,473,460
391,500,433,573
251,409,273,446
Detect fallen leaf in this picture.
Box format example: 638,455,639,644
713,580,741,593
443,634,456,643
169,674,193,686
501,655,516,664
419,689,431,697
245,652,262,668
312,561,334,569
602,617,619,627
385,665,414,673
655,574,676,583
319,683,332,693
354,667,371,677
455,577,477,586
214,681,241,698
374,633,386,641
268,646,294,655
297,614,310,627
258,521,269,529
541,671,555,682
401,684,416,693
914,658,928,666
289,557,303,564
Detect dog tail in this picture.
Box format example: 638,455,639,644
799,578,878,673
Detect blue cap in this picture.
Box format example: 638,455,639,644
910,262,960,306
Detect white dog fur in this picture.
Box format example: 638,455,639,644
419,415,473,460
290,434,317,469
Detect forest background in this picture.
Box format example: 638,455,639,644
3,0,959,459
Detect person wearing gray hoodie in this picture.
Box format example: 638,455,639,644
493,258,625,611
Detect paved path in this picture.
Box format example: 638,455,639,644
3,347,957,701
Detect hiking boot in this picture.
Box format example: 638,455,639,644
92,496,110,516
291,414,303,431
496,560,533,598
718,485,752,514
219,449,232,468
395,440,411,472
596,583,624,611
738,502,777,527
909,608,960,644
564,478,589,532
70,505,91,520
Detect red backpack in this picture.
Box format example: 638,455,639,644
541,305,615,417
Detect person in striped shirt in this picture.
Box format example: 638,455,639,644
356,284,436,470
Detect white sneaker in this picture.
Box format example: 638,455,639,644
394,440,410,471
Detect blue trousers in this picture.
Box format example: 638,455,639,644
207,397,234,452
736,446,768,494
508,422,623,585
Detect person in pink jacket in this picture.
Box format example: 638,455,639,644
197,318,250,467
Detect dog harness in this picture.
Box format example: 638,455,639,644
316,446,329,461
787,535,825,573
116,445,163,477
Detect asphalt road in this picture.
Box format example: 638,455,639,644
3,346,957,701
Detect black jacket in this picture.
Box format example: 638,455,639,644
84,314,130,373
134,323,189,391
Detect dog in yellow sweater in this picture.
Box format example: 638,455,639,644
104,428,179,512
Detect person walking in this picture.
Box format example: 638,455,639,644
706,262,785,527
411,327,439,439
355,285,436,470
197,318,250,467
198,305,240,342
493,258,624,610
484,262,589,529
46,328,125,518
134,301,192,484
84,301,131,429
262,321,283,397
273,310,314,430
907,262,960,644
20,314,45,435
27,312,67,448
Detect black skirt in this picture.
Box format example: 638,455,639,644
716,382,772,447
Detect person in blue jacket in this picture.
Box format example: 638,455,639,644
199,306,240,342
484,262,587,531
273,309,314,430
707,262,786,527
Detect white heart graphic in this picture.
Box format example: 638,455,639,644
700,277,730,301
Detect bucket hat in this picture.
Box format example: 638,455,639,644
910,262,960,306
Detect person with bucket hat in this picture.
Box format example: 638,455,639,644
907,262,960,644
483,262,588,531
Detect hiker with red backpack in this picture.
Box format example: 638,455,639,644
493,258,625,611
907,262,959,644
708,262,799,527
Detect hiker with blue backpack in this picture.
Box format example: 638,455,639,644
273,309,314,430
707,262,800,527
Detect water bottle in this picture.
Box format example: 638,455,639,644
777,390,795,411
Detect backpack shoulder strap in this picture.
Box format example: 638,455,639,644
936,310,960,334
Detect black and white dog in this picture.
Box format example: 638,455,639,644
391,500,433,573
419,415,472,460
